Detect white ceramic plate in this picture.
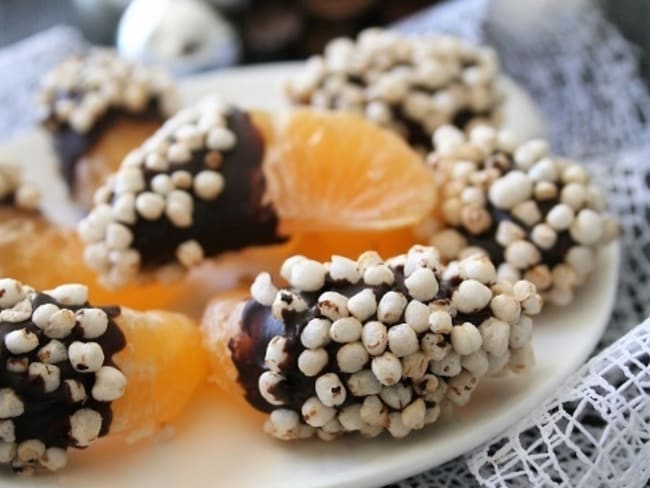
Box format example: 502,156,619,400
0,64,618,488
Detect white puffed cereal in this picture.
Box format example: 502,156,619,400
505,240,542,269
371,352,402,386
360,395,388,426
528,157,559,182
49,283,88,306
488,171,533,209
510,315,533,348
338,404,363,432
289,259,327,292
512,279,537,302
560,182,587,210
0,389,24,418
207,127,236,150
17,439,45,463
328,255,360,283
151,174,174,195
74,309,108,341
451,322,482,355
387,323,419,357
429,228,467,261
315,373,346,407
380,383,412,411
250,273,278,306
28,362,60,393
41,308,75,339
404,300,431,333
480,318,510,356
0,420,14,443
64,379,87,403
458,254,496,284
496,220,526,247
264,409,300,440
318,291,349,320
401,398,426,430
167,142,191,164
302,397,336,427
447,371,479,406
512,200,542,227
68,341,105,372
461,349,489,377
430,350,462,377
271,291,307,321
258,371,286,406
280,255,306,281
6,358,27,373
69,408,102,447
404,268,438,301
171,170,193,189
402,351,429,379
144,152,169,171
566,246,596,276
40,447,67,471
570,208,604,245
421,332,451,361
428,310,452,335
105,222,133,250
300,318,331,349
404,246,440,276
514,139,549,169
194,170,225,201
4,329,39,354
165,195,193,228
546,203,575,231
347,288,377,321
91,366,127,401
135,192,165,220
452,279,492,313
531,223,557,250
347,369,382,396
110,193,137,224
330,317,363,343
509,343,535,373
361,321,388,356
387,412,411,438
337,342,369,373
377,291,407,324
562,164,589,184
0,441,16,463
490,294,521,324
176,240,204,268
363,264,394,286
298,348,329,377
0,298,32,323
265,336,289,372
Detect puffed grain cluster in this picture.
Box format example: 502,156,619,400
428,125,619,306
79,97,237,288
0,163,40,211
37,48,178,134
286,28,501,150
249,245,540,441
0,279,127,474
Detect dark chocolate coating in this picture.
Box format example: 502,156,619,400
0,294,125,454
230,266,488,414
129,109,285,269
45,101,165,192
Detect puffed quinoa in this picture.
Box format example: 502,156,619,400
244,246,540,440
430,126,618,306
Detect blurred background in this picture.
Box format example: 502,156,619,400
0,0,646,82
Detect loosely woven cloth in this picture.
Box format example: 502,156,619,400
0,1,648,486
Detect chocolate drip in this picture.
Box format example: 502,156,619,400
0,293,126,449
130,109,285,268
231,267,491,413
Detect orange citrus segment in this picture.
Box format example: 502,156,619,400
0,208,182,311
110,307,207,437
257,109,436,233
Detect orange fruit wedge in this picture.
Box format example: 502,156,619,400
0,208,183,311
110,307,208,438
255,109,436,233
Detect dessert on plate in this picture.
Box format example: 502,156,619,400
79,98,437,288
286,28,502,151
201,245,541,440
0,279,206,473
428,125,618,305
37,49,179,209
